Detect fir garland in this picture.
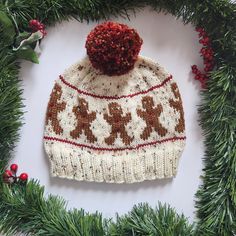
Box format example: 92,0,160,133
0,0,235,235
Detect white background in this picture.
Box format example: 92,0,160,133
12,7,204,223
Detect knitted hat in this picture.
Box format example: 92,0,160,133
44,22,186,183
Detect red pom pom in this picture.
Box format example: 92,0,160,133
85,21,143,76
19,173,28,181
10,164,18,173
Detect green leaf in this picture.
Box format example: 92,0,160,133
0,11,16,46
13,31,43,51
16,46,39,63
15,31,31,46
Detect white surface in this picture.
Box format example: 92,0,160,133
13,8,204,222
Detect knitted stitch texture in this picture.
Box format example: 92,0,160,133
44,56,186,183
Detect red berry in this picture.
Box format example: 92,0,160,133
29,20,39,29
196,70,201,75
38,24,44,30
196,27,203,32
201,80,206,89
10,164,18,173
192,67,197,72
203,41,209,46
199,32,206,37
40,29,47,36
204,37,209,43
208,55,213,61
19,173,28,181
200,75,205,80
4,170,13,178
29,19,37,25
191,65,197,69
206,62,212,67
192,28,213,88
29,19,46,33
201,49,206,55
207,48,213,54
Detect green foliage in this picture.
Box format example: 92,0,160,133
195,65,236,236
13,31,46,63
109,203,194,236
0,180,107,236
15,45,39,63
0,0,235,235
14,31,42,50
0,49,23,173
0,10,15,46
0,180,192,236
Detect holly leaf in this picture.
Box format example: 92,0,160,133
0,11,16,46
13,31,43,51
15,32,31,46
16,46,39,64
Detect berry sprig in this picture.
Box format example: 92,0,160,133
29,19,47,36
3,164,28,184
191,27,215,89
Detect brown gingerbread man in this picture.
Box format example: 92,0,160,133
46,83,66,135
70,97,97,143
137,96,167,140
104,102,134,145
169,83,185,133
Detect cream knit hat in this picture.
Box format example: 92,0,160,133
44,22,186,183
44,55,186,183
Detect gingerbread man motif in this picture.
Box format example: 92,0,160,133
137,96,167,140
70,97,97,143
169,83,185,133
46,83,66,135
104,102,134,145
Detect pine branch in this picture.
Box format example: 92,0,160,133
0,48,23,175
109,203,194,236
0,180,107,236
195,65,236,235
1,0,147,27
0,180,194,236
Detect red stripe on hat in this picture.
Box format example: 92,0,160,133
44,136,186,152
59,75,173,100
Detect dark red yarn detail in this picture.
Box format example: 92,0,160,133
44,136,186,152
85,21,143,76
59,75,173,100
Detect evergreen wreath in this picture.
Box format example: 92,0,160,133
0,0,235,235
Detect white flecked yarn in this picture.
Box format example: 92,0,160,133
44,56,186,183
